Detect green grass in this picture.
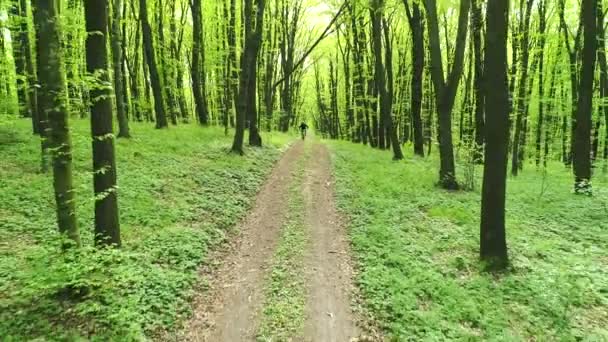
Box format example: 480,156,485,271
0,118,293,340
328,140,608,341
257,144,310,341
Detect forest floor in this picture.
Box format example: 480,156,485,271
0,119,294,340
182,140,362,341
329,140,608,340
2,118,608,341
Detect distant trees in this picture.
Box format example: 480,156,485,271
0,0,606,258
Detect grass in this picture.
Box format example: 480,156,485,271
257,144,310,341
328,140,608,341
0,118,293,340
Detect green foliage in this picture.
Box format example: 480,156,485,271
328,140,608,340
0,118,293,340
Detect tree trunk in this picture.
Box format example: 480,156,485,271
471,0,484,162
140,0,168,128
424,0,471,189
573,0,597,193
232,0,266,153
480,0,509,270
404,0,425,156
33,0,80,247
85,0,122,246
111,0,130,138
9,0,29,118
535,0,547,167
510,0,534,176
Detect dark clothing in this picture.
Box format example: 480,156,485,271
299,123,309,131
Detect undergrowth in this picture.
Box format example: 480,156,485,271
0,118,292,340
328,140,608,341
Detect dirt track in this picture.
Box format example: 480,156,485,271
183,140,360,341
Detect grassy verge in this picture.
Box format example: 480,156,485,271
328,140,608,340
256,144,310,341
0,118,293,340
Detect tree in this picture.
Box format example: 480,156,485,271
424,0,471,189
32,0,80,246
190,0,210,125
573,0,597,193
404,0,425,157
111,0,131,138
85,0,121,247
471,0,484,162
232,0,266,153
140,0,168,129
480,0,509,270
370,0,403,160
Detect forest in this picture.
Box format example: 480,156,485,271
0,0,606,340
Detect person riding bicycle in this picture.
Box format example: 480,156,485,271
299,122,309,139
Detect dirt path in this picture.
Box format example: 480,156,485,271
302,143,359,341
184,142,304,341
183,140,360,341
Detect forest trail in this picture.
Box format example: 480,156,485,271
183,139,360,341
301,143,360,341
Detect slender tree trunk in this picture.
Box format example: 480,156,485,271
85,0,122,246
535,0,547,167
369,0,401,158
424,0,471,189
112,0,130,138
191,0,209,125
471,0,485,162
510,0,534,176
404,0,425,156
140,0,168,128
10,0,29,118
573,0,597,193
480,0,509,270
232,0,266,153
33,0,80,247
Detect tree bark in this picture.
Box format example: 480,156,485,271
112,0,130,138
33,0,80,247
85,0,122,246
140,0,168,128
424,0,471,189
573,0,597,193
480,0,509,270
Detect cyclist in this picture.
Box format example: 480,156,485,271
299,122,309,140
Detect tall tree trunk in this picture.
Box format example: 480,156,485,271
480,0,509,270
535,0,547,167
404,0,425,156
85,0,122,246
510,0,534,176
112,0,130,138
10,0,29,118
140,0,168,128
33,0,80,247
471,0,484,162
191,0,209,125
573,0,597,193
424,0,471,189
232,0,266,153
247,0,266,147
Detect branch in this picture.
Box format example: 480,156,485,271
272,1,347,90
